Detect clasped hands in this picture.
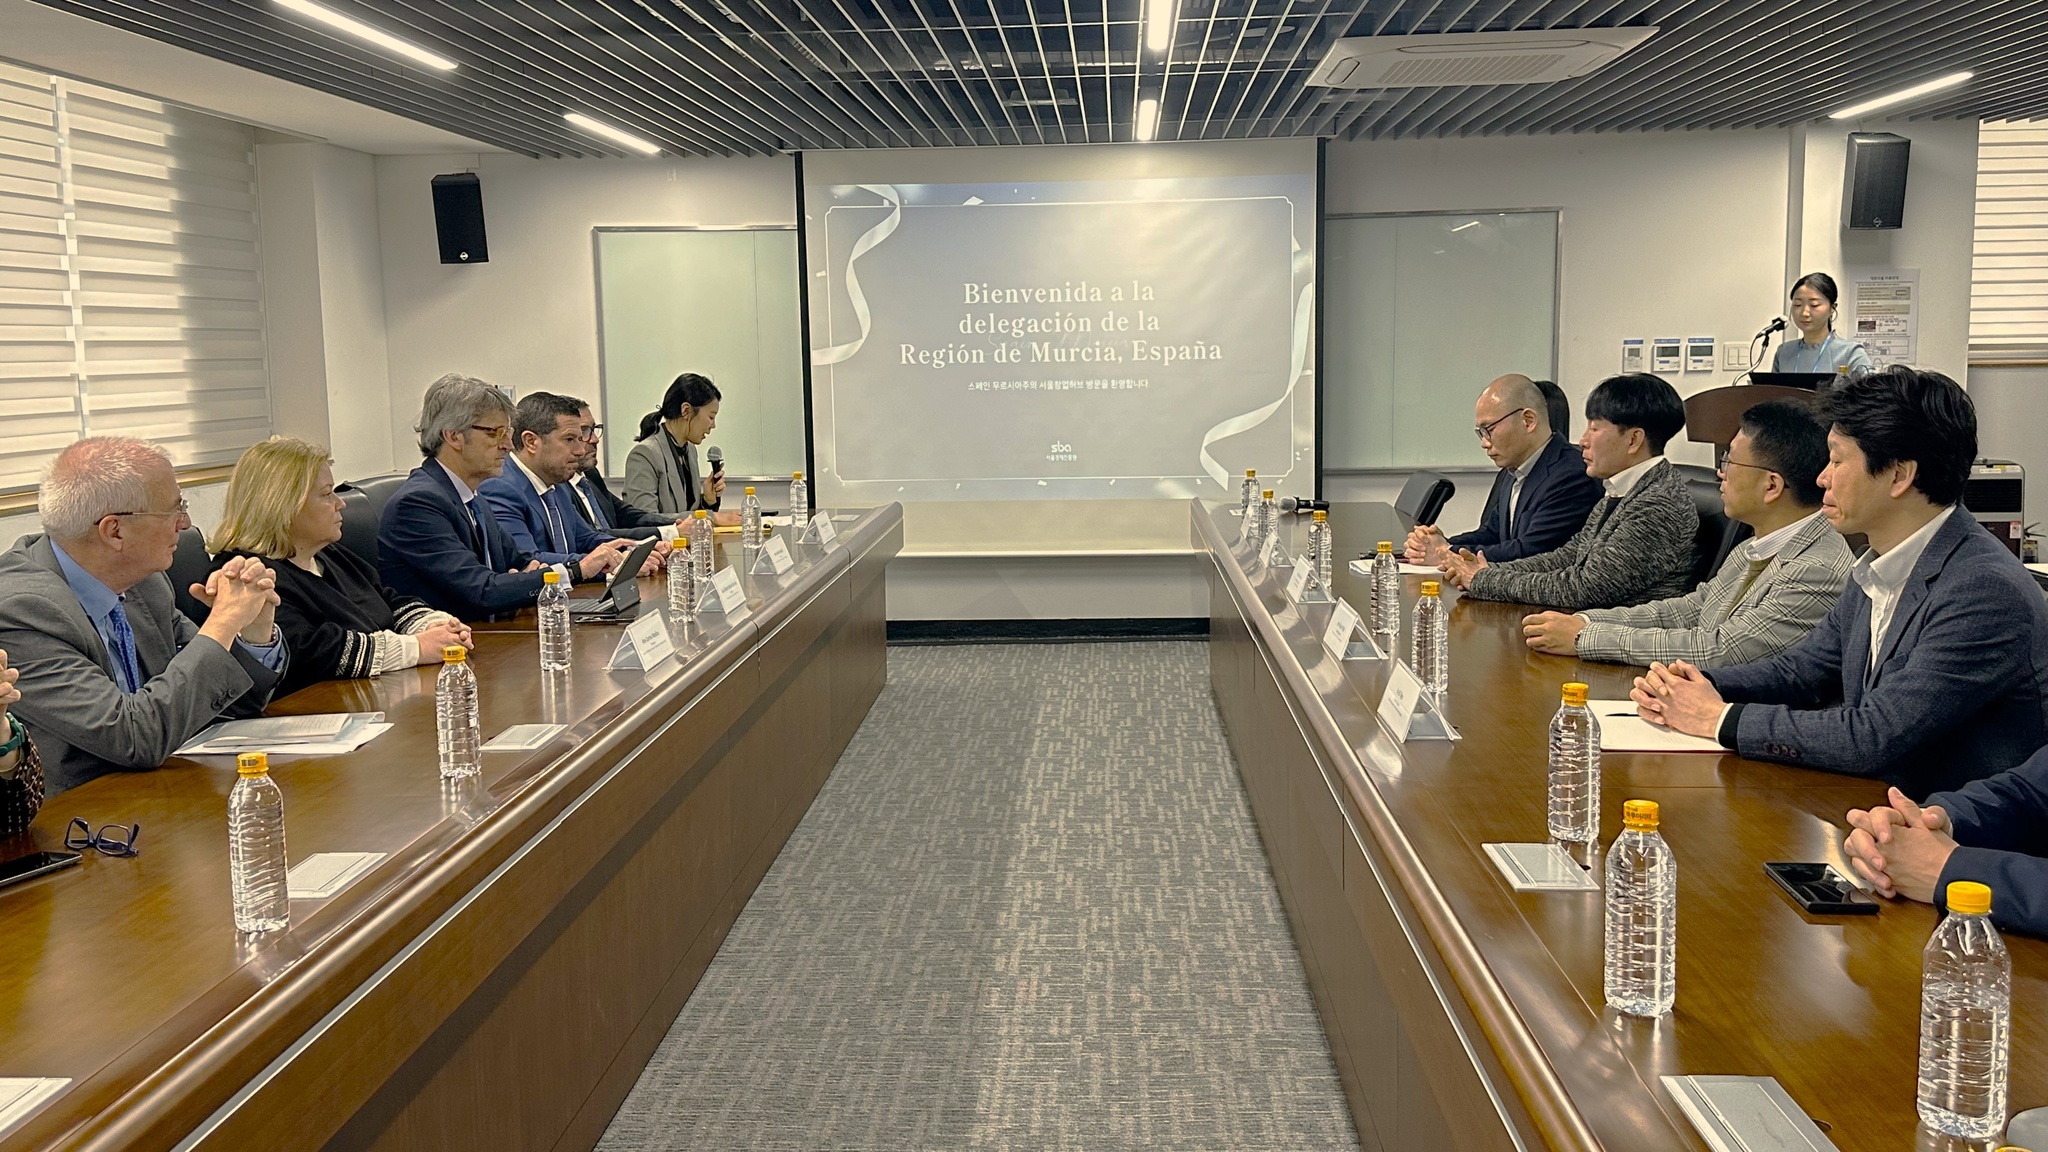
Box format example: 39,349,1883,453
1400,525,1486,589
1843,787,1959,905
1627,660,1726,738
191,555,280,647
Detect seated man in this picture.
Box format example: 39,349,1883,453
380,375,631,619
1405,374,1601,565
1843,768,2048,939
0,437,286,793
1523,401,1853,667
565,401,673,541
1632,368,2048,797
1444,373,1698,611
479,391,656,572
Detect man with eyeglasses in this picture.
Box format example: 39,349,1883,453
1522,401,1852,668
0,436,287,793
565,402,673,541
381,374,577,619
478,391,661,575
1403,374,1601,566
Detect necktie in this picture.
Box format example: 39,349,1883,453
466,501,491,570
107,599,142,694
574,479,607,529
542,489,568,552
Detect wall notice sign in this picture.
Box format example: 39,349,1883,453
1849,268,1918,369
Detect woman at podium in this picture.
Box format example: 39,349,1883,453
1770,272,1873,381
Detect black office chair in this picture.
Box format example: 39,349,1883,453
1672,463,1750,587
336,472,407,570
168,526,213,626
1394,471,1455,527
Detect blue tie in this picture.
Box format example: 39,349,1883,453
107,599,142,694
542,489,569,553
467,501,492,570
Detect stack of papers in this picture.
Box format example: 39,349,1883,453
176,712,392,757
1590,701,1726,753
1348,559,1442,577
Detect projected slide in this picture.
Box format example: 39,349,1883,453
809,174,1314,503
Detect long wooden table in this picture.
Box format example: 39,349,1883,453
0,507,900,1152
1199,499,2046,1152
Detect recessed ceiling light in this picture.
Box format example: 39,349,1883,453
1450,220,1480,232
565,112,662,155
273,0,456,71
1830,71,1973,120
1135,98,1160,142
1144,0,1178,54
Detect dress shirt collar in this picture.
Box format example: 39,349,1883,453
1745,509,1827,562
1602,455,1661,499
1510,444,1545,483
508,452,554,497
48,538,123,625
1852,505,1955,600
435,460,479,504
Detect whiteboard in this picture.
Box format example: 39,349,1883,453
594,228,806,479
1322,212,1558,470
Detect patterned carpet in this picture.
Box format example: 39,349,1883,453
596,642,1361,1151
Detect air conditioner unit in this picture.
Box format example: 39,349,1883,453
1306,28,1658,90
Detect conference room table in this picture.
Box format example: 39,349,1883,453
0,506,900,1152
1198,499,2046,1152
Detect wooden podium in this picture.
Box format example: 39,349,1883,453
1684,384,1819,465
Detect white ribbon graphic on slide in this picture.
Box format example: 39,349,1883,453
1197,241,1314,489
812,184,903,366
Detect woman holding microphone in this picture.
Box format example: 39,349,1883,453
623,373,740,525
1771,272,1873,382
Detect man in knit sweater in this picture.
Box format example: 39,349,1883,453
1521,400,1853,667
1441,373,1698,612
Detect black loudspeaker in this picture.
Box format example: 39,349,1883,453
431,172,488,263
1842,132,1910,230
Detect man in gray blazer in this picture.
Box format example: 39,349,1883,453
1444,373,1699,611
1634,368,2048,797
0,437,287,793
1522,401,1853,667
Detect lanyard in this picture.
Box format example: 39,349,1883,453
1801,333,1832,373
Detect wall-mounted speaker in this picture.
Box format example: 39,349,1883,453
431,172,489,263
1842,132,1910,230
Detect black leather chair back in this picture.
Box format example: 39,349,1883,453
1672,463,1750,587
1395,471,1455,527
168,526,213,626
337,472,408,570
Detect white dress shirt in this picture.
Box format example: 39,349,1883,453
1506,446,1544,532
1744,509,1828,563
1602,455,1661,499
1852,505,1955,672
440,459,572,584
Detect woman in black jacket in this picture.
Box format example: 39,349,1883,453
211,437,472,698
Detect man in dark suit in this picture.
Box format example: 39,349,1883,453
380,375,624,619
1633,367,2048,797
478,392,646,572
566,402,673,541
1404,374,1602,565
1842,767,2048,939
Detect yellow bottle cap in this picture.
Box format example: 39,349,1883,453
1947,880,1993,916
1420,580,1440,596
1376,541,1393,553
543,569,560,584
1623,799,1659,830
1262,489,1274,499
1561,682,1589,707
745,486,757,495
444,645,467,662
792,470,803,480
236,752,268,777
1245,469,1256,477
1312,510,1327,521
694,509,709,519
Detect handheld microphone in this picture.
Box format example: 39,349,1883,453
1279,497,1330,514
1755,316,1786,339
706,445,724,477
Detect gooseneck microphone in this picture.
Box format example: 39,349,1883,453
1755,316,1787,339
1279,496,1330,514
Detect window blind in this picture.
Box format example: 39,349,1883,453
0,66,267,494
1972,120,2048,362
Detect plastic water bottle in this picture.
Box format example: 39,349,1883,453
667,540,697,623
689,509,713,579
1257,490,1277,549
1411,580,1448,696
1548,682,1602,845
1307,510,1333,589
1604,799,1677,1017
228,751,289,933
789,471,809,531
537,569,571,671
1917,880,2010,1139
741,486,762,548
1370,541,1401,640
1238,469,1257,517
436,644,481,780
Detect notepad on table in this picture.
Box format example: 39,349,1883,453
1590,701,1727,753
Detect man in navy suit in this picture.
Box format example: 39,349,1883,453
1842,766,2048,939
380,376,630,619
1404,374,1602,565
479,392,658,575
1633,367,2048,797
565,402,673,541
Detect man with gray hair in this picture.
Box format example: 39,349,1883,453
1404,373,1603,565
0,436,287,792
379,373,574,618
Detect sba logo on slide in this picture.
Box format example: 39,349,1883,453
1046,441,1078,463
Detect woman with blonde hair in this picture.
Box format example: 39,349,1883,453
212,437,471,697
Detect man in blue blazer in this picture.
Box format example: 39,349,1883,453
1404,374,1602,564
381,376,628,619
479,392,653,573
1841,768,2048,939
1632,367,2048,798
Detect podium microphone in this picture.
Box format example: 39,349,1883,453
1755,316,1786,339
1279,496,1330,514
